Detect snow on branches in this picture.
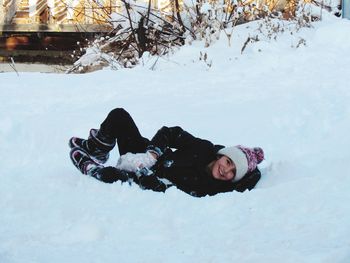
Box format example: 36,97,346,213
67,0,337,73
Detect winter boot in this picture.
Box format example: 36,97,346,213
69,128,115,164
70,147,103,177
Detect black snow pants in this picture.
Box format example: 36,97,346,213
99,108,150,155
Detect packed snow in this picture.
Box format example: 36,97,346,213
1,15,350,263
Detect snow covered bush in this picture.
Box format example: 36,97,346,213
68,0,186,73
67,0,338,73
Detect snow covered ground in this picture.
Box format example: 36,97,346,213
1,14,350,263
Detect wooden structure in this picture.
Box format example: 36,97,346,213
0,0,181,64
0,0,125,61
0,0,119,32
0,0,179,32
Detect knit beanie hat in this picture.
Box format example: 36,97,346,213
217,146,264,182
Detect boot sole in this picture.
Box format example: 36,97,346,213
68,137,108,164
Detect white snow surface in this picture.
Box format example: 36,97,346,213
1,16,350,263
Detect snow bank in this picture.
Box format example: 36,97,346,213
1,17,350,263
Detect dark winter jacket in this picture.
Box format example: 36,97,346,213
137,126,261,197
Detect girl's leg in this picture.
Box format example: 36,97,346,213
99,108,150,155
69,108,149,181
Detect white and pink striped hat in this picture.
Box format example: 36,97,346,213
218,146,264,182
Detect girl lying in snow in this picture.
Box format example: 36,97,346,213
69,108,264,197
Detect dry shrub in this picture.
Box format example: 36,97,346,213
67,0,333,73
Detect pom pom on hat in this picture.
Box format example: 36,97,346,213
218,145,264,182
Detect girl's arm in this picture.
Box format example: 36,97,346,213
149,126,214,153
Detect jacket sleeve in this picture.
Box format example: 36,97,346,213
232,168,261,192
150,126,214,153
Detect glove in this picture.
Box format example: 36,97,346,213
115,151,157,173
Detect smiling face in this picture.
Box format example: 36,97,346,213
210,155,236,181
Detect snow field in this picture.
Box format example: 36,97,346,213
1,17,350,263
